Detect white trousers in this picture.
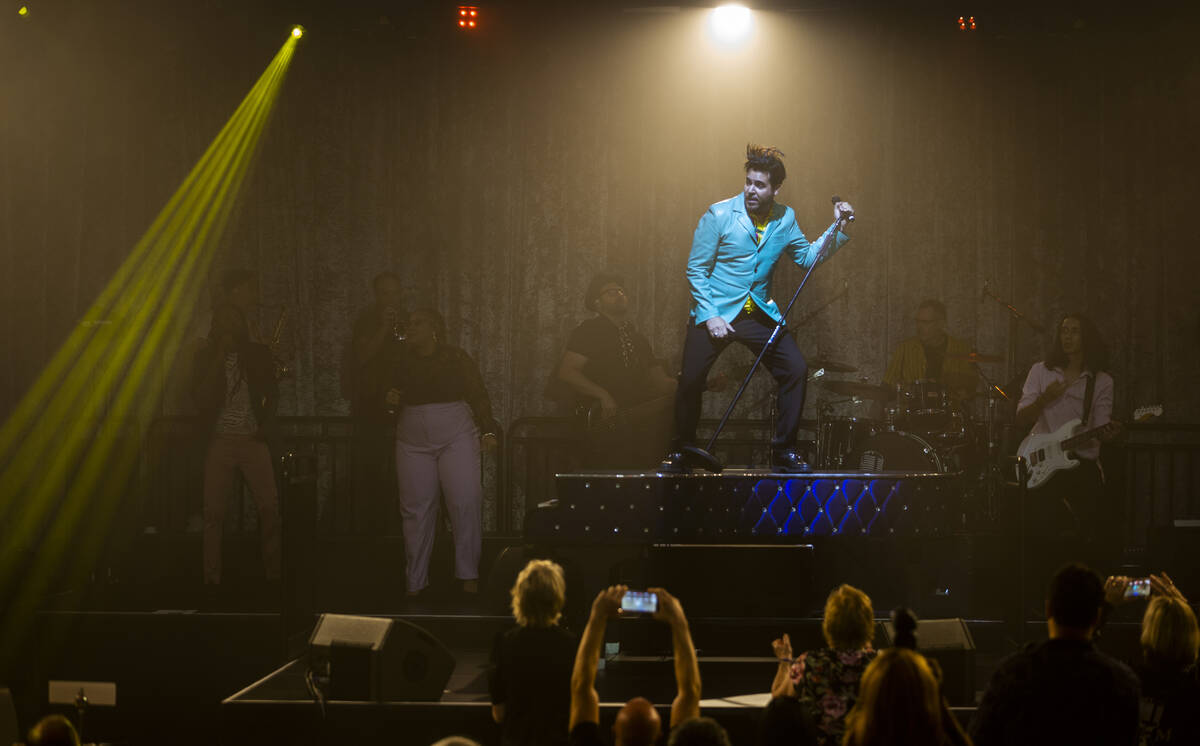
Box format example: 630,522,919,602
395,401,482,593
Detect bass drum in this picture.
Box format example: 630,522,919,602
849,431,944,473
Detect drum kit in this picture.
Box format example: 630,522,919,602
812,352,1007,474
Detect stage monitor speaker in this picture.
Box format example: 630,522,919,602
879,617,976,706
309,614,456,702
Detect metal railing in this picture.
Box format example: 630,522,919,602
131,416,1199,548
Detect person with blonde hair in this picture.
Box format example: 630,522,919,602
842,647,962,746
770,584,877,745
488,559,576,746
1106,572,1200,745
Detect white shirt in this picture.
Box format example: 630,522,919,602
1018,361,1113,461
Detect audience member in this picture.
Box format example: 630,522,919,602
842,647,961,746
885,607,972,746
971,563,1140,746
26,715,80,746
1107,572,1200,745
770,584,877,746
667,716,731,746
569,585,701,746
757,696,818,746
489,559,577,746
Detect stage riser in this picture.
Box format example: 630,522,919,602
530,535,1015,625
533,472,964,544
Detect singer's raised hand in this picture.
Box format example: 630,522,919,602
834,200,854,223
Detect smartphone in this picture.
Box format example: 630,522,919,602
1125,578,1151,600
620,590,658,615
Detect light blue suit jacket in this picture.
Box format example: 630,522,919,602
686,193,849,325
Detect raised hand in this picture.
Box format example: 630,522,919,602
1104,575,1130,606
771,632,793,662
648,587,686,627
1151,572,1187,602
591,585,627,620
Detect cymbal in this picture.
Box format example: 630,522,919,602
809,358,858,374
949,352,1004,364
818,379,893,399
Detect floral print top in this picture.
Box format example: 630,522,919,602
789,647,877,746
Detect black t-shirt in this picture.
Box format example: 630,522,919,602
565,316,657,408
971,638,1140,746
489,624,577,746
569,721,605,746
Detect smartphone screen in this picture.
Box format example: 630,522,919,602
621,590,658,614
1125,578,1151,600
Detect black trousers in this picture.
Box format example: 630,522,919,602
674,307,807,450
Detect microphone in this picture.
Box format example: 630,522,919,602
831,195,855,222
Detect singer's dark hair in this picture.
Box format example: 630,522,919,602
1045,312,1109,373
745,144,787,187
1047,563,1105,629
891,607,919,650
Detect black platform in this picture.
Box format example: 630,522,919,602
529,470,965,544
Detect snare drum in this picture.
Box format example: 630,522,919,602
817,416,878,469
849,430,944,473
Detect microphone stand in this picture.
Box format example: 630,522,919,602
981,282,1044,385
680,213,850,473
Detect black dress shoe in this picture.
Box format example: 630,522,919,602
770,448,812,473
657,451,688,473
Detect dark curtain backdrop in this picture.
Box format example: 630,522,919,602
2,2,1198,430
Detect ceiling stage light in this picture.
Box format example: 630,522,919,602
291,25,305,39
709,4,753,46
457,6,479,30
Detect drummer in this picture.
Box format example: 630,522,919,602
883,299,975,402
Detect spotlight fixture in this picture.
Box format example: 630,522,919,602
17,5,30,17
709,4,753,46
291,25,305,39
457,6,479,30
957,15,977,31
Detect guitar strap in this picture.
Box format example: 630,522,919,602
1080,373,1096,427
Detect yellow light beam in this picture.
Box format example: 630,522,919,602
0,34,298,659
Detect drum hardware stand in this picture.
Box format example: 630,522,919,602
981,281,1044,384
681,209,851,473
970,362,1010,522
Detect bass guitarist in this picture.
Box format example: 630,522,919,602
555,272,678,467
1015,312,1122,538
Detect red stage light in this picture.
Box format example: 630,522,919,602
457,6,479,30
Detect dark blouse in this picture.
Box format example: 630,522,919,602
392,344,499,433
1137,660,1200,746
